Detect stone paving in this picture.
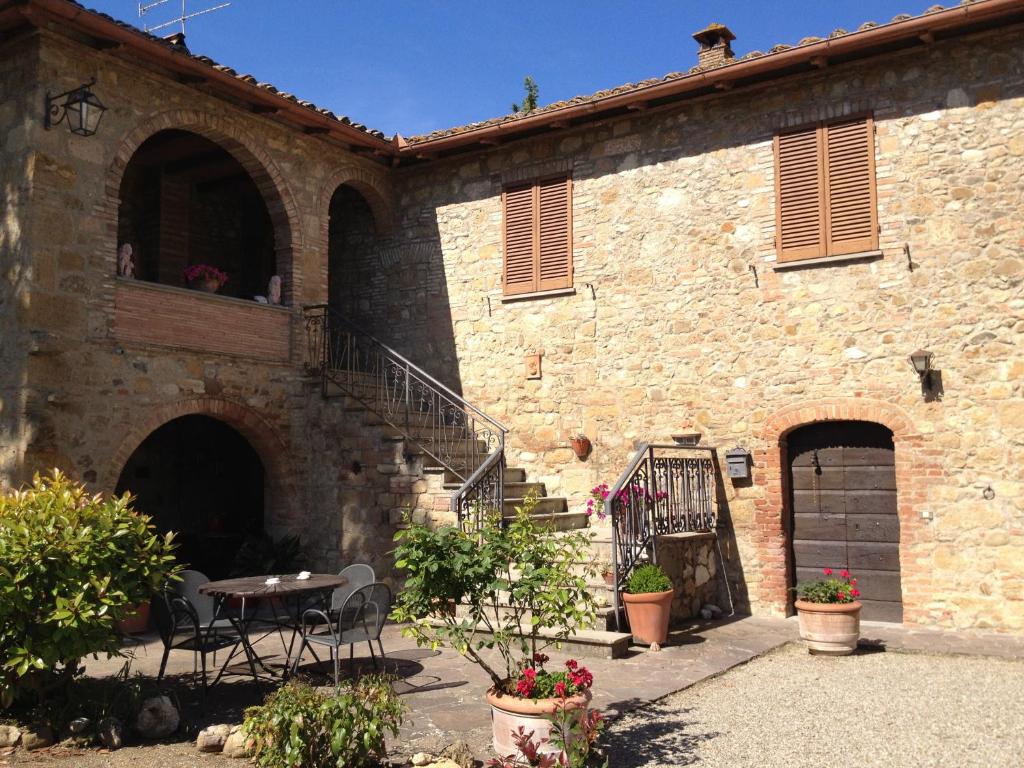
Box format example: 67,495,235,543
13,616,1024,766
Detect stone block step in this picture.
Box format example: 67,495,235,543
444,480,547,497
503,496,567,516
387,437,487,457
378,424,474,443
439,467,526,484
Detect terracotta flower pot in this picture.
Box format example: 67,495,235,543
570,436,591,460
622,588,674,649
487,687,591,759
192,277,221,293
795,599,861,655
117,602,151,634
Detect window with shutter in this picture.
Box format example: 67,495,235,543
774,116,877,263
502,175,572,295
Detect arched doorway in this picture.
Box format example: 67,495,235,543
116,415,265,579
327,184,382,323
117,129,277,301
787,421,903,622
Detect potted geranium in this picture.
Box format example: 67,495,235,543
794,568,862,655
621,563,674,651
391,494,599,760
183,264,228,293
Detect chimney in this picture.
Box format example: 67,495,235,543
692,23,736,69
163,32,189,52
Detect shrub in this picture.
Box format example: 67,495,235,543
624,564,672,595
795,568,861,604
512,654,593,700
391,494,598,692
243,676,404,768
0,470,178,707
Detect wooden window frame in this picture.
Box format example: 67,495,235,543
774,114,878,264
501,173,573,296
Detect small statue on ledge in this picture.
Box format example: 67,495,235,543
117,243,135,279
268,274,282,305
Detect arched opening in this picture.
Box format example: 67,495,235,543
117,129,278,302
115,415,265,579
327,184,381,322
786,420,902,622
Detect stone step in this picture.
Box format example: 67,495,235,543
503,496,566,516
427,617,630,660
439,467,526,484
442,480,546,496
378,424,474,443
388,437,487,457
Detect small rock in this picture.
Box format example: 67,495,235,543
0,725,21,748
134,695,180,740
412,752,434,766
67,717,91,735
222,729,253,759
22,726,55,751
706,603,723,618
197,723,232,753
650,642,662,652
98,717,124,750
700,607,713,619
439,739,475,768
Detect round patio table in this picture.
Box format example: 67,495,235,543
199,573,347,683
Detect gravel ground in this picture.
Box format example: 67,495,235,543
604,644,1024,768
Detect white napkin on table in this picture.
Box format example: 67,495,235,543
297,571,311,580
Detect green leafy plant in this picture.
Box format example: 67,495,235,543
624,564,672,595
488,707,608,768
230,533,304,577
242,676,404,768
0,470,178,707
512,75,539,113
391,494,598,692
794,568,860,604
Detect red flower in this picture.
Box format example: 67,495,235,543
565,659,579,672
840,569,850,578
553,681,568,698
533,652,549,665
851,588,861,598
850,578,857,586
837,591,847,601
823,568,833,576
515,678,534,697
523,667,537,680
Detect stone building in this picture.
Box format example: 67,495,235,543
1,0,1022,632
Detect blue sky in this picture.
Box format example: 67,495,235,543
87,1,941,137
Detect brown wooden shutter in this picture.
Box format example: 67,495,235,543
537,176,572,291
824,116,878,255
775,127,826,262
503,183,536,295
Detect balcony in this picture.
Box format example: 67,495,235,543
112,279,291,362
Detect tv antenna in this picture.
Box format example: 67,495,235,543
139,0,231,35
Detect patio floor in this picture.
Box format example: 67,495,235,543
9,616,1024,766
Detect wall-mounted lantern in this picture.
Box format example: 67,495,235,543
725,447,751,481
46,79,107,137
909,349,939,399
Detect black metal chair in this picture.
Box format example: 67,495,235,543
292,582,391,685
152,587,242,695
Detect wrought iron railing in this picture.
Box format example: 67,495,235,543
605,443,717,631
303,305,507,529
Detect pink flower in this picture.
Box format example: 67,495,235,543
523,666,537,680
850,588,860,598
837,591,847,601
515,678,534,696
840,569,850,578
553,681,567,698
823,568,833,576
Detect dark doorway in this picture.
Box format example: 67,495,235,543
116,415,265,579
327,184,379,324
117,129,277,301
787,421,902,622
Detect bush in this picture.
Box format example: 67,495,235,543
624,564,672,595
0,470,178,707
795,567,860,604
243,677,404,768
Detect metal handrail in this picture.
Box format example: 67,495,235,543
303,305,506,526
606,442,718,631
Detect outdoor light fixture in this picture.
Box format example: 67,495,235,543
909,349,937,398
46,79,107,137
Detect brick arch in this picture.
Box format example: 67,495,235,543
107,396,298,527
752,398,934,624
100,109,304,303
320,164,394,236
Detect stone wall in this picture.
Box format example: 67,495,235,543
657,532,723,622
353,27,1024,631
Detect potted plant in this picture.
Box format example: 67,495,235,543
599,561,615,587
793,568,862,655
391,494,599,760
183,264,228,293
621,563,674,651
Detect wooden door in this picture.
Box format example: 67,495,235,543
788,421,902,622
